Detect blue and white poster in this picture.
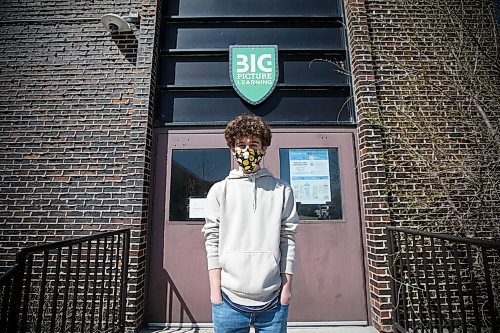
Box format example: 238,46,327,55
289,149,331,204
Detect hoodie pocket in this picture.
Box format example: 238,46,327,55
221,251,281,296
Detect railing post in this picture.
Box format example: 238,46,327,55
481,247,498,333
386,227,400,331
119,230,130,332
8,251,27,333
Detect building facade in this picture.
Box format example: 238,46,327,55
0,0,498,332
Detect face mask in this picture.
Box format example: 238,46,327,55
233,147,265,173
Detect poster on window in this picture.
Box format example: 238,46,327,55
188,197,206,219
289,149,331,204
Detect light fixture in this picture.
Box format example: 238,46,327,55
101,13,140,33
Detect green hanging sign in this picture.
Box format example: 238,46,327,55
229,45,279,105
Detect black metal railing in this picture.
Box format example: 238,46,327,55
387,226,500,333
0,229,130,333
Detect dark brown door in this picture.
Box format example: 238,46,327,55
148,128,367,327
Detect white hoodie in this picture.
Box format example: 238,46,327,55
202,168,299,306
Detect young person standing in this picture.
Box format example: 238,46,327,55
202,114,299,332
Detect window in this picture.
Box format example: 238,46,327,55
169,149,231,221
279,148,343,220
156,0,354,125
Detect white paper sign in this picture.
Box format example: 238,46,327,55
289,149,331,204
188,197,206,219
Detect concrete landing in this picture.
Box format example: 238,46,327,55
143,326,379,333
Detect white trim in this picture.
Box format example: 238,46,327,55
289,322,368,327
148,323,212,329
147,321,369,329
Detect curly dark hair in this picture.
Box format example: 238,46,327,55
224,114,272,148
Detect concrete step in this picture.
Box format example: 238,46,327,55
143,326,379,333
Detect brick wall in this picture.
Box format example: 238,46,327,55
0,0,158,330
346,0,500,331
364,0,499,237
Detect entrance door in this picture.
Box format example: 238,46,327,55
148,128,367,326
267,129,367,323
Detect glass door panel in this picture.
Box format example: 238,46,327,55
169,148,231,221
279,148,343,221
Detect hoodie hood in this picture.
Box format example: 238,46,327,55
226,168,274,211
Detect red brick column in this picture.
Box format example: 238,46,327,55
124,0,159,330
344,0,393,331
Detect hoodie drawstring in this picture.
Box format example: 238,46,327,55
248,173,257,212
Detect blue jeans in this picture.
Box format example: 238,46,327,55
212,301,289,333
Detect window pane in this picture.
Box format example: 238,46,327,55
156,89,354,125
280,148,343,221
161,54,349,86
169,149,231,221
163,23,345,51
165,0,342,17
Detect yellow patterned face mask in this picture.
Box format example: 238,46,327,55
234,147,265,173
